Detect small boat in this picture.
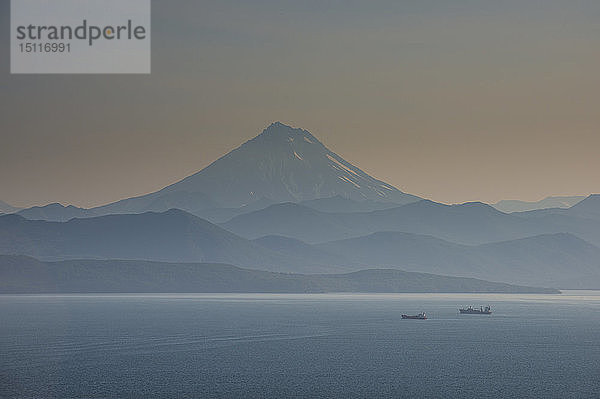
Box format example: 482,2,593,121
401,312,427,320
459,305,492,315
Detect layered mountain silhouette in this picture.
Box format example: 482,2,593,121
0,255,558,294
17,203,96,222
318,232,600,288
1,208,600,288
492,195,585,213
222,198,600,247
0,210,349,273
511,194,600,220
3,122,600,291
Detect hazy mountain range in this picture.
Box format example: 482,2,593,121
222,197,600,247
12,195,402,224
15,203,98,222
317,232,600,288
1,122,599,292
1,208,599,288
0,210,352,273
492,196,586,213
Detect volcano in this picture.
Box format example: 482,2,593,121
94,122,419,214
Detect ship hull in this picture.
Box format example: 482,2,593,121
459,310,492,315
401,315,427,320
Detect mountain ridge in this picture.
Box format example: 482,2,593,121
492,195,586,213
2,208,600,287
0,200,20,214
0,255,559,294
318,231,600,288
222,199,546,244
0,210,350,273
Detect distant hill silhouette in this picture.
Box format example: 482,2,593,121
492,195,585,213
0,210,347,273
509,194,600,244
318,232,600,288
17,203,97,222
223,202,364,243
223,198,600,248
2,209,600,288
299,195,401,213
0,255,558,294
568,194,600,220
222,200,542,244
0,200,20,214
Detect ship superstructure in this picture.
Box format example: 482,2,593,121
459,306,492,315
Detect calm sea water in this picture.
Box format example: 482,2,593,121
1,292,600,398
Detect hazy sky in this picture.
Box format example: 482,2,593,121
1,0,599,208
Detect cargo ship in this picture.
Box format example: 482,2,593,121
459,305,492,315
401,312,427,320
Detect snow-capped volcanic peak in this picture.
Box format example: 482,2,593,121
152,122,420,207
